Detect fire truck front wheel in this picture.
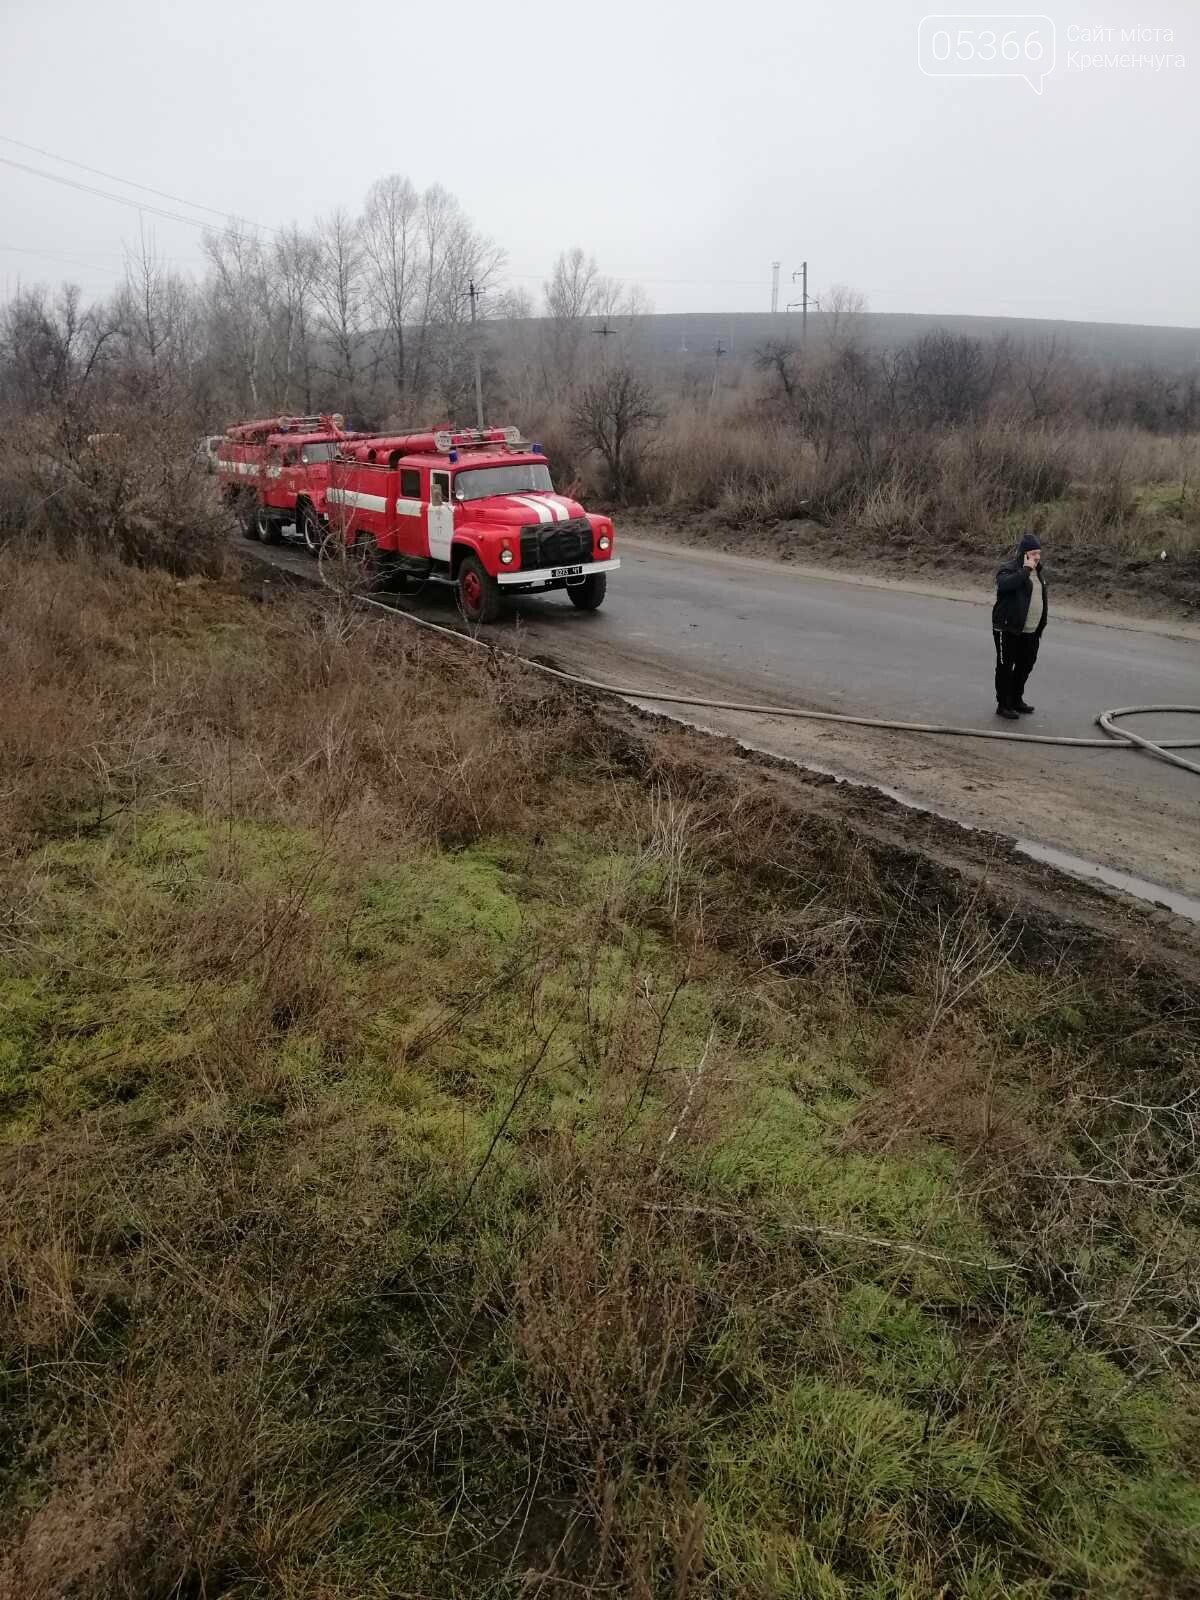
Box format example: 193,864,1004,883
567,573,607,611
457,555,502,624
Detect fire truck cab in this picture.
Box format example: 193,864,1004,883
216,414,360,551
325,427,618,621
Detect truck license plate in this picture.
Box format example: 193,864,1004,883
551,564,583,579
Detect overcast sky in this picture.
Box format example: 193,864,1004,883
2,0,1196,326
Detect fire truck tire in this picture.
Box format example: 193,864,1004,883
299,505,323,557
567,573,607,611
255,504,282,545
238,492,259,540
457,555,502,624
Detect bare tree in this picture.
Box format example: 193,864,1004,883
0,283,121,445
202,222,274,413
418,194,504,418
821,283,868,354
898,330,992,429
540,250,648,400
312,208,365,414
494,286,534,321
1014,334,1073,423
407,185,456,404
794,346,882,464
545,248,602,324
115,226,203,407
271,224,321,413
361,173,420,406
572,364,659,501
543,247,603,398
754,339,802,409
594,278,650,324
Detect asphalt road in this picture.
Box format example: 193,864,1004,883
253,531,1200,898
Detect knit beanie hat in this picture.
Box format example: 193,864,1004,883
1017,531,1042,555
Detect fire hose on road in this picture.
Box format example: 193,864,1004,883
354,595,1200,780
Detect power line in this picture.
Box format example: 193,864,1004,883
0,155,269,240
0,133,275,233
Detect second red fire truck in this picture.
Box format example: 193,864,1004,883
215,413,361,553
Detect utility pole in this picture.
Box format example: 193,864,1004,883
593,319,617,376
468,280,484,429
791,262,812,343
770,260,781,314
710,338,726,404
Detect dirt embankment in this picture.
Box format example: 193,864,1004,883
623,509,1200,623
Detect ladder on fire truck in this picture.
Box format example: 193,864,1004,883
223,414,346,442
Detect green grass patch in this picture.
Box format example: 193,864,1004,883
3,561,1199,1597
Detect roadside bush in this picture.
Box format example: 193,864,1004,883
0,406,229,577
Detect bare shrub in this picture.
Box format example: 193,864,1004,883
0,408,229,576
572,364,660,502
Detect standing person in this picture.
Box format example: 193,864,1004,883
992,531,1047,719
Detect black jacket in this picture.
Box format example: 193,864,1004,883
992,558,1048,636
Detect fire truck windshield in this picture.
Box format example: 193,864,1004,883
299,442,336,463
454,463,554,501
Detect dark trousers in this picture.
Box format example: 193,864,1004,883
994,629,1040,708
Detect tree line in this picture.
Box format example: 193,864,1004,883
1,177,1197,522
755,323,1200,459
0,174,650,433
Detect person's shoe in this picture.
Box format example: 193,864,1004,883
995,705,1020,721
1015,700,1035,714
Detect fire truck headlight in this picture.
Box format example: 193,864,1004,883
598,534,611,552
500,547,514,565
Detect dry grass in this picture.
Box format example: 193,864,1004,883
1,547,1199,1597
594,400,1200,593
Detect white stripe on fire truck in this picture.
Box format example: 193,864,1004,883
513,493,573,523
218,461,284,479
509,494,552,523
326,488,387,512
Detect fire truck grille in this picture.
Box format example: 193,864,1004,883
519,519,593,571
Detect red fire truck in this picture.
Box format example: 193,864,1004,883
215,414,361,552
323,426,618,621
